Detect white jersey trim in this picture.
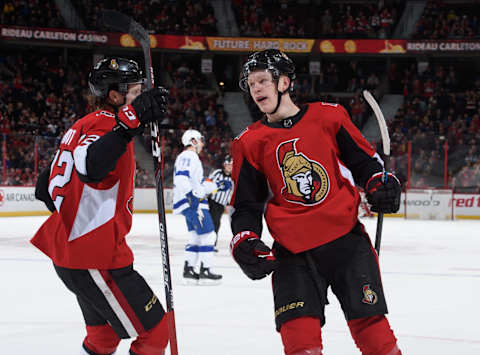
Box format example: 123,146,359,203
88,269,138,338
69,181,119,241
73,134,101,176
337,160,356,187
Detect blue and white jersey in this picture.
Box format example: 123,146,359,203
173,150,217,214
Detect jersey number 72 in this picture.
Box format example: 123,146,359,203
48,149,74,211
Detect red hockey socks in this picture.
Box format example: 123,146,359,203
83,324,120,355
348,315,402,355
129,315,169,355
280,316,323,355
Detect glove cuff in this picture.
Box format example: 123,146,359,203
365,171,384,189
365,171,400,190
230,231,259,255
117,105,141,130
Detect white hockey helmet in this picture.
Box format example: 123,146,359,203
182,129,204,147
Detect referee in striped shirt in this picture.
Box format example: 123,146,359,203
208,155,234,251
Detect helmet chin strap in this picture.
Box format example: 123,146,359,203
268,80,291,115
268,89,288,115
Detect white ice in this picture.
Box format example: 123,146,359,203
1,214,479,355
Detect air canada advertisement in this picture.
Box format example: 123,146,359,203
0,187,174,216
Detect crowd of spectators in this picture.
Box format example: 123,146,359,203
289,59,385,129
0,50,93,184
1,0,409,40
1,0,64,28
387,61,480,191
140,57,233,187
2,47,479,192
412,0,480,39
73,0,217,35
0,50,232,188
1,0,217,36
9,0,480,42
232,0,404,39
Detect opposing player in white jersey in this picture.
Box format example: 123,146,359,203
173,129,225,284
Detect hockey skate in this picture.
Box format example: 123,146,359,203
199,262,222,285
183,261,199,285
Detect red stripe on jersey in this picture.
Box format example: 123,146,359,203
99,270,146,334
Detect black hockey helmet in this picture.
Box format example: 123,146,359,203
239,49,296,92
223,155,233,164
88,57,144,98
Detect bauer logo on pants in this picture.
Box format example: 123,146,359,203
362,284,378,305
275,301,305,317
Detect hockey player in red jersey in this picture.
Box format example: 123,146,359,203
230,49,402,355
31,57,170,355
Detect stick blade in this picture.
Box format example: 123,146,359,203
362,90,390,156
102,9,149,44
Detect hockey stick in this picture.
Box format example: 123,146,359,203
362,90,391,256
103,10,179,354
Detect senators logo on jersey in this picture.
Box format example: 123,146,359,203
362,284,378,305
276,139,329,205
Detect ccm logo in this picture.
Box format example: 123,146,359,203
122,106,137,121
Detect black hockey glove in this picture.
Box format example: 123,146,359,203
230,231,277,280
115,86,168,137
365,172,401,213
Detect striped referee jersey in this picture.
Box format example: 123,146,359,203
208,169,234,206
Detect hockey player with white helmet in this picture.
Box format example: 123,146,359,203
173,129,225,284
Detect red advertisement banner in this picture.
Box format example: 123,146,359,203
0,25,206,50
206,37,315,53
109,33,206,50
315,39,406,54
9,26,478,54
407,40,480,52
1,25,108,44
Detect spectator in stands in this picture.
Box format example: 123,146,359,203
233,0,403,38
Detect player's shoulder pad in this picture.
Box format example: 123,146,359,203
97,110,116,118
77,109,114,126
310,101,346,110
234,126,249,141
181,150,201,164
319,101,339,108
234,120,265,141
312,101,348,117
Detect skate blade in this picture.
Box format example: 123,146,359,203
182,278,199,286
198,278,222,286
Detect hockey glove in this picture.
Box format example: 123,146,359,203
181,207,202,230
186,191,200,211
230,231,277,280
115,87,168,137
181,191,201,229
365,172,401,213
217,179,232,192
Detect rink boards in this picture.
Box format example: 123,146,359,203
0,186,479,219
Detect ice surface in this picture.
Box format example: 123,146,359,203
1,214,479,354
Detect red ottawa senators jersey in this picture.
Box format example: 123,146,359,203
31,110,135,269
231,102,384,253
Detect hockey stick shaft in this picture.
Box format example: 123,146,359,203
362,90,391,256
103,10,179,354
